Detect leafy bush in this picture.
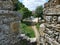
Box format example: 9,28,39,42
20,23,35,38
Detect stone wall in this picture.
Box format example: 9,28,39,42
0,13,22,45
0,0,22,45
41,0,60,45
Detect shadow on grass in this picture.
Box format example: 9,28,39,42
21,21,34,26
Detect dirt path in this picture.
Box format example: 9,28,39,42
32,26,40,45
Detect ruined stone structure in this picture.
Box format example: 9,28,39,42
40,0,60,45
0,0,22,45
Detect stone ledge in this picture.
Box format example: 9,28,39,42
0,10,22,19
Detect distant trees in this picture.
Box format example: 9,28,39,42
19,8,32,19
14,0,32,19
14,1,44,20
14,1,24,11
35,6,43,19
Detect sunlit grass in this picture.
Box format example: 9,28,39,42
20,22,35,38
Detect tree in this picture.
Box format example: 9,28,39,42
19,7,32,19
35,6,43,20
14,1,32,19
14,1,24,11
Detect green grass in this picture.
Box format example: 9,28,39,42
36,23,40,30
20,23,35,38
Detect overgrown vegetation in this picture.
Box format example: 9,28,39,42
15,0,35,38
20,22,35,38
15,0,32,19
19,8,32,19
36,23,40,30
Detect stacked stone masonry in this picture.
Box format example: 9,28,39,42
0,0,22,45
41,0,60,45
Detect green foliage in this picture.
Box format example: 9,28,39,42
14,0,32,19
36,23,40,30
14,1,24,11
35,6,43,19
19,8,32,19
20,23,35,38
